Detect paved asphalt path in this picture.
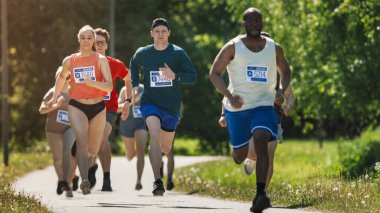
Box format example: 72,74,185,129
14,156,321,213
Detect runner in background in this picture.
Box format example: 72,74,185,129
118,84,148,190
39,66,78,197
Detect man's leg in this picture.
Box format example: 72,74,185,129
146,116,166,195
166,148,175,190
266,140,278,190
135,129,148,190
123,136,136,161
250,129,271,212
98,122,113,191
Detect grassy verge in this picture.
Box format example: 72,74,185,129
173,140,380,213
113,136,202,156
0,151,52,213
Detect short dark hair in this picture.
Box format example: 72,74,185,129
151,18,169,30
94,28,110,43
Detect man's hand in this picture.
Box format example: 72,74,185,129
228,94,244,109
218,115,227,127
274,90,285,106
160,63,176,80
121,102,130,121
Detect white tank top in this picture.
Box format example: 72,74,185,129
223,36,277,112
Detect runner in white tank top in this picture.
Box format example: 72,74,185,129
210,7,292,213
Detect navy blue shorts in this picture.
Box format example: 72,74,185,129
225,106,278,150
140,103,180,132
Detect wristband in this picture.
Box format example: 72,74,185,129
220,113,225,117
125,98,132,103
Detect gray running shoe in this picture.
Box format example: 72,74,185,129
80,179,91,195
244,159,256,176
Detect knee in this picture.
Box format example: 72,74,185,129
126,151,135,161
161,145,172,156
232,152,245,164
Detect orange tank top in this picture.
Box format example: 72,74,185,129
69,52,107,99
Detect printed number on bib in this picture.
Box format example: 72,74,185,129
132,106,142,118
56,110,70,125
246,65,268,83
103,91,111,100
150,71,172,87
73,66,96,83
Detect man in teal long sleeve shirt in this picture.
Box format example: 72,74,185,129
129,18,196,196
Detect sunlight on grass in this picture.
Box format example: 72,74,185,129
0,151,52,213
174,140,380,213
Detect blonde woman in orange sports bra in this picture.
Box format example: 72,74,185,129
48,25,112,195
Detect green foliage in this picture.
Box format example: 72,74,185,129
1,0,380,152
337,128,380,177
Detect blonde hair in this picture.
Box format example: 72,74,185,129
77,25,96,39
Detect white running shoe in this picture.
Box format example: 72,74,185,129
244,159,256,176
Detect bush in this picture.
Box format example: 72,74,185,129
337,128,380,177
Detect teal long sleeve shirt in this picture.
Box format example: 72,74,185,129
130,44,197,115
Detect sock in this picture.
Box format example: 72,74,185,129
136,179,141,184
104,172,110,180
257,182,266,195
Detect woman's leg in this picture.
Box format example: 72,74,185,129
46,132,64,181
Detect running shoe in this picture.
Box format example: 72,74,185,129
101,178,113,192
72,175,79,191
244,159,256,176
80,179,91,195
88,163,98,188
65,189,73,198
250,194,271,213
135,183,143,190
166,179,175,191
152,179,165,196
56,181,66,195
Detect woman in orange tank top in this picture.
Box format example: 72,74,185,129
48,25,112,196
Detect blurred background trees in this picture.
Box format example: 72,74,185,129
1,0,379,153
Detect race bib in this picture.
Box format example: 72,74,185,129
56,110,70,125
132,106,142,118
246,65,268,83
150,71,172,87
103,91,111,100
73,66,96,83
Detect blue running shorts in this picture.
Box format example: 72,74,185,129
140,103,180,132
225,106,278,150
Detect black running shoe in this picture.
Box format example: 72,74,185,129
166,179,174,191
88,163,98,188
72,175,79,191
101,178,113,191
56,181,66,195
152,179,165,196
160,161,164,178
250,194,271,213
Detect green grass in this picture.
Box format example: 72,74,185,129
173,140,380,213
0,151,52,213
112,136,202,156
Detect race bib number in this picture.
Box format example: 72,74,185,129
56,110,70,125
132,106,142,118
246,65,268,83
73,66,96,83
150,71,172,87
103,91,111,100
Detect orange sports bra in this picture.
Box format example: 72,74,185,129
69,52,107,99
